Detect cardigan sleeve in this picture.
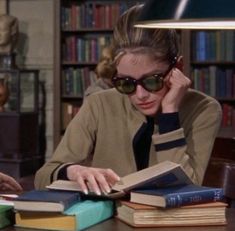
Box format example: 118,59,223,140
152,97,222,185
34,97,99,189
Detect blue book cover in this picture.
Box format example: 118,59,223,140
65,200,114,230
14,190,81,212
131,184,224,208
196,31,206,61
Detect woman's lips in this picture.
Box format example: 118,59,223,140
137,101,155,109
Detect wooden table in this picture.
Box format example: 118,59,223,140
3,208,235,231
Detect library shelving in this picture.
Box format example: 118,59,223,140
53,0,142,147
189,30,235,139
180,30,235,187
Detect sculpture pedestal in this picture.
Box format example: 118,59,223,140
0,112,43,179
0,53,17,69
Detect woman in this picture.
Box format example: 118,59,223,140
35,5,222,195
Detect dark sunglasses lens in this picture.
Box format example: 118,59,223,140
142,75,163,91
114,78,135,94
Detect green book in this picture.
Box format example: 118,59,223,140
15,199,114,231
0,205,14,228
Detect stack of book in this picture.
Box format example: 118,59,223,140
13,190,114,231
116,200,227,227
46,161,227,228
115,183,227,227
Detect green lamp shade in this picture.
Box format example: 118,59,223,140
135,0,235,29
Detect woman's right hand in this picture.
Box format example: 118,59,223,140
0,172,23,192
66,165,120,195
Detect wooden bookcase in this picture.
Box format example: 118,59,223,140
181,30,235,175
53,0,142,147
181,30,235,139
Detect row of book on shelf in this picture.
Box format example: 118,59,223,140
0,161,228,230
62,35,111,63
191,30,235,62
192,67,235,98
61,2,129,30
62,67,96,97
62,102,81,131
221,103,235,129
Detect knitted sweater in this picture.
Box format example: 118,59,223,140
35,88,222,189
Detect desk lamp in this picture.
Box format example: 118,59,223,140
135,0,235,29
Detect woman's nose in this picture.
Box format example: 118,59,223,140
135,84,149,100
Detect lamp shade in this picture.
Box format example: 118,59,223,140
135,0,235,29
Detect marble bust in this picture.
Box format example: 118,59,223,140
0,14,19,54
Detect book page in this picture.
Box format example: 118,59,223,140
112,161,192,192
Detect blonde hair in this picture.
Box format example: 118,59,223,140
111,4,179,63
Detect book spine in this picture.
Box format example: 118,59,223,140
63,193,81,211
165,189,224,208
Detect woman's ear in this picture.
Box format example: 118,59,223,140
175,56,184,72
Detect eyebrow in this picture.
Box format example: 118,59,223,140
116,68,167,79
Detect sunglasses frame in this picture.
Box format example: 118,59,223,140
112,56,178,95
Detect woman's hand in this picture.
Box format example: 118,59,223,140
67,165,120,195
0,172,23,191
161,68,191,113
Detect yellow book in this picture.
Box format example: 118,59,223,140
15,200,114,231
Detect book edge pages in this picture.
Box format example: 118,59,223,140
14,201,64,212
115,216,227,227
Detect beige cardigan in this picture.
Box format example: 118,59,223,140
35,88,222,189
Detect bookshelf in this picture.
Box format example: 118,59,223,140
186,30,235,139
180,30,235,169
53,0,142,147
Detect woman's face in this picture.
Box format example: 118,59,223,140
0,21,11,45
116,53,170,116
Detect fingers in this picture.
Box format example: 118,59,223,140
167,68,191,88
0,182,20,191
162,68,191,113
9,180,23,191
67,165,120,195
101,168,120,186
0,172,23,191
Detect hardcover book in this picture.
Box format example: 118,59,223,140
116,200,227,227
47,161,193,199
130,184,225,208
15,199,114,231
14,190,81,212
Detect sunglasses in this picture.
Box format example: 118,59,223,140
112,57,178,95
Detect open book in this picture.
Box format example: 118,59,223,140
47,161,193,199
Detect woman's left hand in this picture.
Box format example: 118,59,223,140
161,68,191,113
